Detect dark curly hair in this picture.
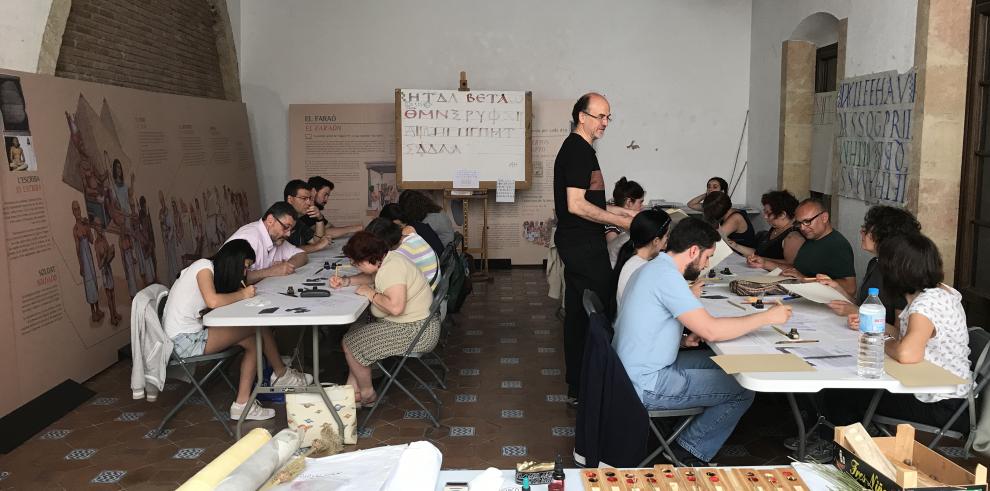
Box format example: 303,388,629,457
342,231,389,265
760,190,799,219
862,205,921,248
397,190,441,222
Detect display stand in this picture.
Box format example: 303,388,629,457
444,189,490,281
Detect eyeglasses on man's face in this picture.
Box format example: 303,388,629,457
796,211,824,227
582,111,613,123
273,215,294,233
292,193,313,202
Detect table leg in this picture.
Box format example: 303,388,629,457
787,393,806,460
861,389,883,428
312,325,345,445
236,326,264,440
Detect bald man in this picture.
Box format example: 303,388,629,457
552,92,637,404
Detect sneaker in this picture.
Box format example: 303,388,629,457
230,401,275,421
783,432,823,451
270,368,314,387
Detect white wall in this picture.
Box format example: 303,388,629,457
235,0,752,206
748,0,918,280
0,0,53,72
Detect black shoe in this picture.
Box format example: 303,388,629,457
566,397,579,409
670,443,714,467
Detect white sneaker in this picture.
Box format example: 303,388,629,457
270,367,314,387
230,401,275,421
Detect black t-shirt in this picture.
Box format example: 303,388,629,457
288,214,317,247
553,133,607,243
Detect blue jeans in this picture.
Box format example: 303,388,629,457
642,349,754,462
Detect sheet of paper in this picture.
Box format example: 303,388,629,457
884,359,969,387
782,282,850,304
665,208,690,223
711,353,816,373
767,268,783,276
700,240,734,278
496,178,515,203
453,169,479,189
776,344,857,370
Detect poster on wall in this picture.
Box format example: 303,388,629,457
290,100,568,265
835,69,915,205
288,103,396,226
0,69,260,418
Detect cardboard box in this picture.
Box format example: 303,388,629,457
833,424,988,490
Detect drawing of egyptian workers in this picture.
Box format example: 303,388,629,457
160,191,181,282
65,112,109,211
109,159,139,297
72,200,104,323
137,195,157,284
93,215,121,326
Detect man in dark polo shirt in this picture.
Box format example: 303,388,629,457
284,179,331,253
752,198,856,296
553,92,636,403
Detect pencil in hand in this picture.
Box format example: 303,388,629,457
241,280,247,288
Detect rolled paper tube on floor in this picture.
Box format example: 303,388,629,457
216,428,303,491
176,428,272,491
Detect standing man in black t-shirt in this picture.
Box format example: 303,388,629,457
553,93,636,404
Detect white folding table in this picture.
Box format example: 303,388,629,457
203,244,369,440
702,254,958,459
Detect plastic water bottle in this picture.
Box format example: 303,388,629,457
857,287,886,378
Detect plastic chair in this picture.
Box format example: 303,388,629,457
360,272,451,430
873,326,990,458
582,289,704,467
151,292,243,438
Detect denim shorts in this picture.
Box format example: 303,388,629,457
172,330,208,358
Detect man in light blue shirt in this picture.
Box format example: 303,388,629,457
613,217,791,465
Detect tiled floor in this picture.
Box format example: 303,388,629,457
0,267,987,489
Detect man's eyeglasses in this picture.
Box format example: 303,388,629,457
273,215,294,233
582,111,613,123
796,211,824,227
293,194,313,202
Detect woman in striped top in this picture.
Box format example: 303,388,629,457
365,217,440,289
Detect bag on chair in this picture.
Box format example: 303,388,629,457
286,384,358,445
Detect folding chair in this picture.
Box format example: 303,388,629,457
152,292,244,438
582,289,704,467
360,272,451,430
414,266,456,389
872,326,990,458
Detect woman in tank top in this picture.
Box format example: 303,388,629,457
727,190,805,265
702,191,757,249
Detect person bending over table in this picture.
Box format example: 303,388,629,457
226,202,308,284
614,208,671,308
283,179,331,253
726,190,804,265
380,203,444,258
702,191,757,249
748,198,856,296
365,217,440,289
815,205,920,323
163,239,313,421
686,176,729,211
613,217,792,466
824,233,971,434
309,176,364,239
606,176,645,268
399,189,456,247
329,231,438,407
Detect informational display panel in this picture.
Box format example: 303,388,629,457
290,100,568,265
0,69,260,417
396,89,531,190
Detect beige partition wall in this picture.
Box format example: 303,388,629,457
778,40,816,197
906,0,972,283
